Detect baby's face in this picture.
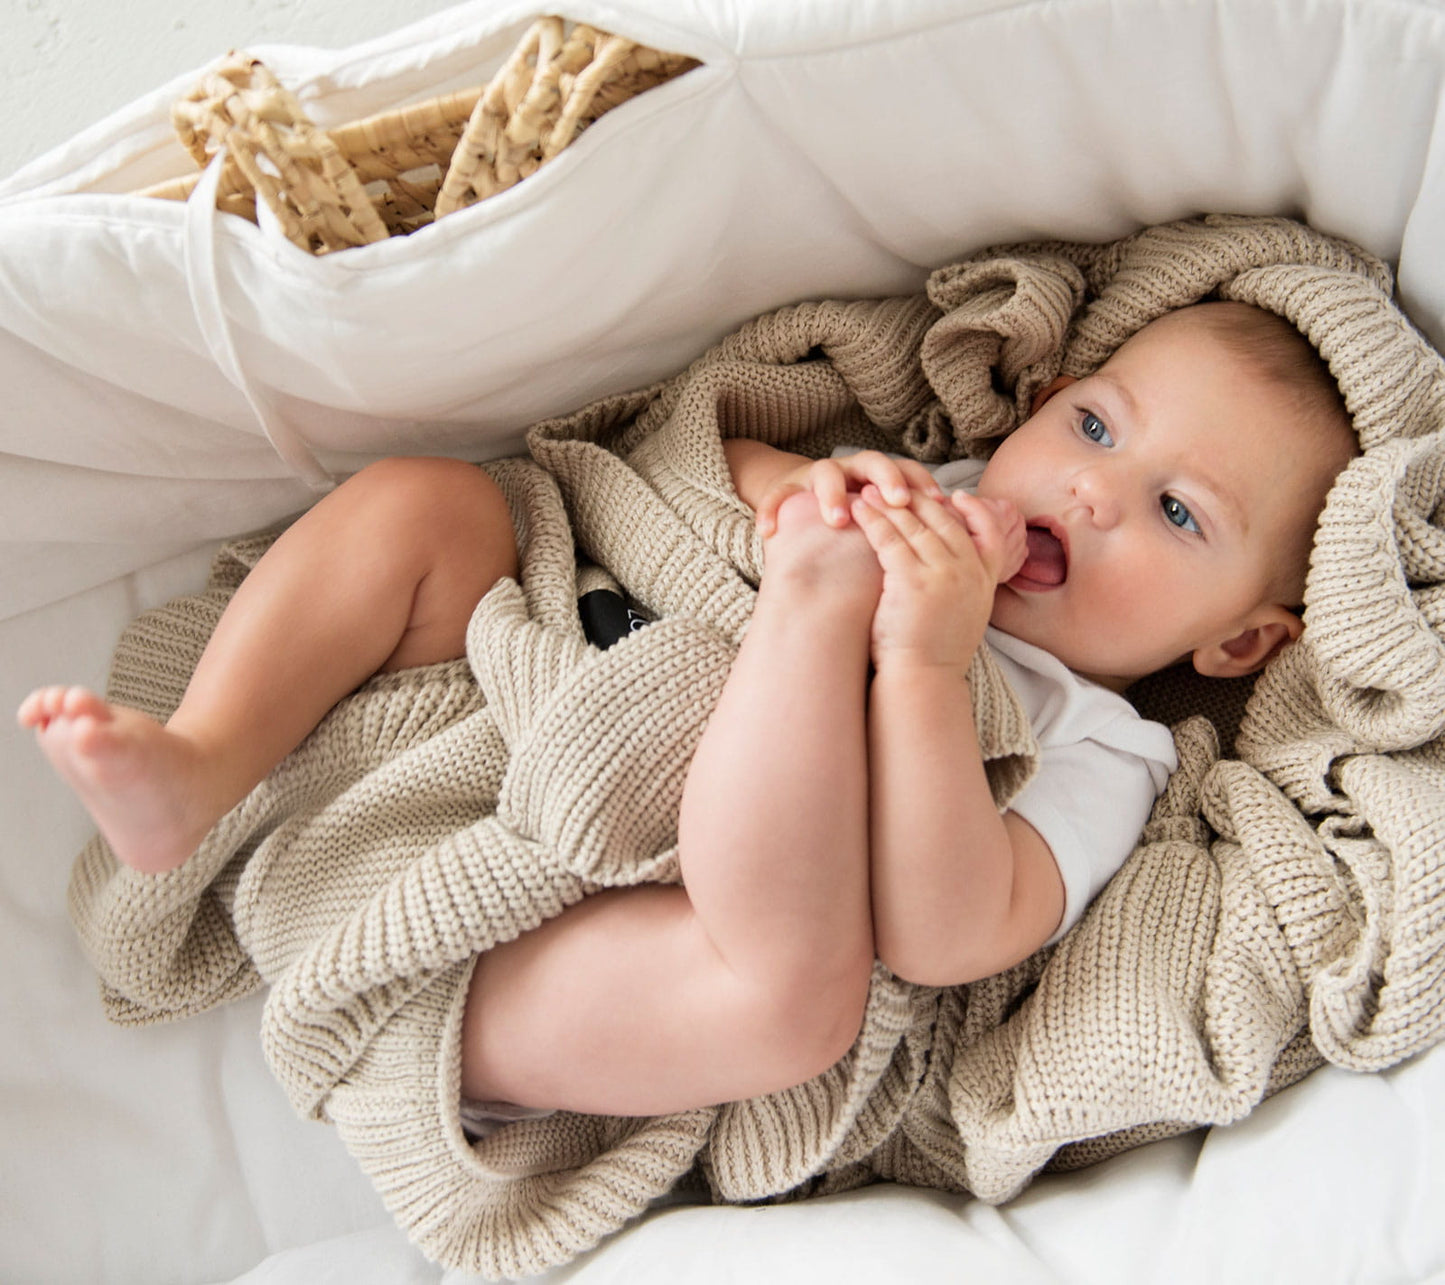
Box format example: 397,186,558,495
977,310,1333,688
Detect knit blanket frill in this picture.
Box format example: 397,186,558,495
67,216,1445,1279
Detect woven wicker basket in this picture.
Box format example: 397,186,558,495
141,17,697,254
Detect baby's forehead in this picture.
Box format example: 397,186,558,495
1099,318,1349,504
1101,303,1248,362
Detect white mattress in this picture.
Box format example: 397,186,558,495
2,2,1443,1281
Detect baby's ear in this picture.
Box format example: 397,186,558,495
1029,375,1077,416
1192,606,1304,679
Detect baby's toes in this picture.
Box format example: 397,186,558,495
17,686,110,732
17,686,63,729
16,689,40,725
60,687,109,722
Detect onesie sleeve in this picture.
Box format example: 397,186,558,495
1007,738,1169,946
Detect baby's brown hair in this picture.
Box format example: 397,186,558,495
1187,300,1359,605
1195,301,1352,435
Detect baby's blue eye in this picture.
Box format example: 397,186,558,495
1161,495,1201,534
1080,411,1114,446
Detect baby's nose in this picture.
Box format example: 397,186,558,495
1069,467,1121,528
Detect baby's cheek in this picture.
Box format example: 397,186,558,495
1088,561,1205,659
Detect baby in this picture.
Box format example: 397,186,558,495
19,300,1356,1122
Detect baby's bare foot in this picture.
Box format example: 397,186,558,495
18,686,217,874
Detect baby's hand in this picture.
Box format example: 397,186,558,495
850,486,1025,672
945,491,1028,586
754,451,942,537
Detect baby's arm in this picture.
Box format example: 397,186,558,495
852,488,1066,986
461,491,880,1115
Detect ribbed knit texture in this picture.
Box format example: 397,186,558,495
67,215,1445,1277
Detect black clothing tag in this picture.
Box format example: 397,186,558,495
578,589,653,649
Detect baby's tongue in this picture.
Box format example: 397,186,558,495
1020,526,1067,586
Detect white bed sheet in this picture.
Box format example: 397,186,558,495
4,1,1445,1281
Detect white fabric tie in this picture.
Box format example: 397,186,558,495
184,153,335,492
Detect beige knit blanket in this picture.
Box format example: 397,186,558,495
69,216,1445,1279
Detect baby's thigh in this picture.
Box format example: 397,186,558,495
458,885,842,1118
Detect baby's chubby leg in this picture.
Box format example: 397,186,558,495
460,491,881,1115
18,457,516,875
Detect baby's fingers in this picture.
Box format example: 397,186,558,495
807,459,856,527
950,493,1027,582
892,457,947,502
850,486,960,570
836,451,942,509
754,481,805,537
849,493,913,566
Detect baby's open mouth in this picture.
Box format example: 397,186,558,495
1013,522,1068,588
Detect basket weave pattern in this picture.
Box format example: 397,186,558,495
146,17,697,254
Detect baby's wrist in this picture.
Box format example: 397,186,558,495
871,648,975,686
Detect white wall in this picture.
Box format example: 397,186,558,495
1,0,463,180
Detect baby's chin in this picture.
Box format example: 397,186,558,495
986,586,1040,642
987,597,1139,690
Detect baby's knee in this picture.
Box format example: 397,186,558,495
347,455,494,515
349,457,514,553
